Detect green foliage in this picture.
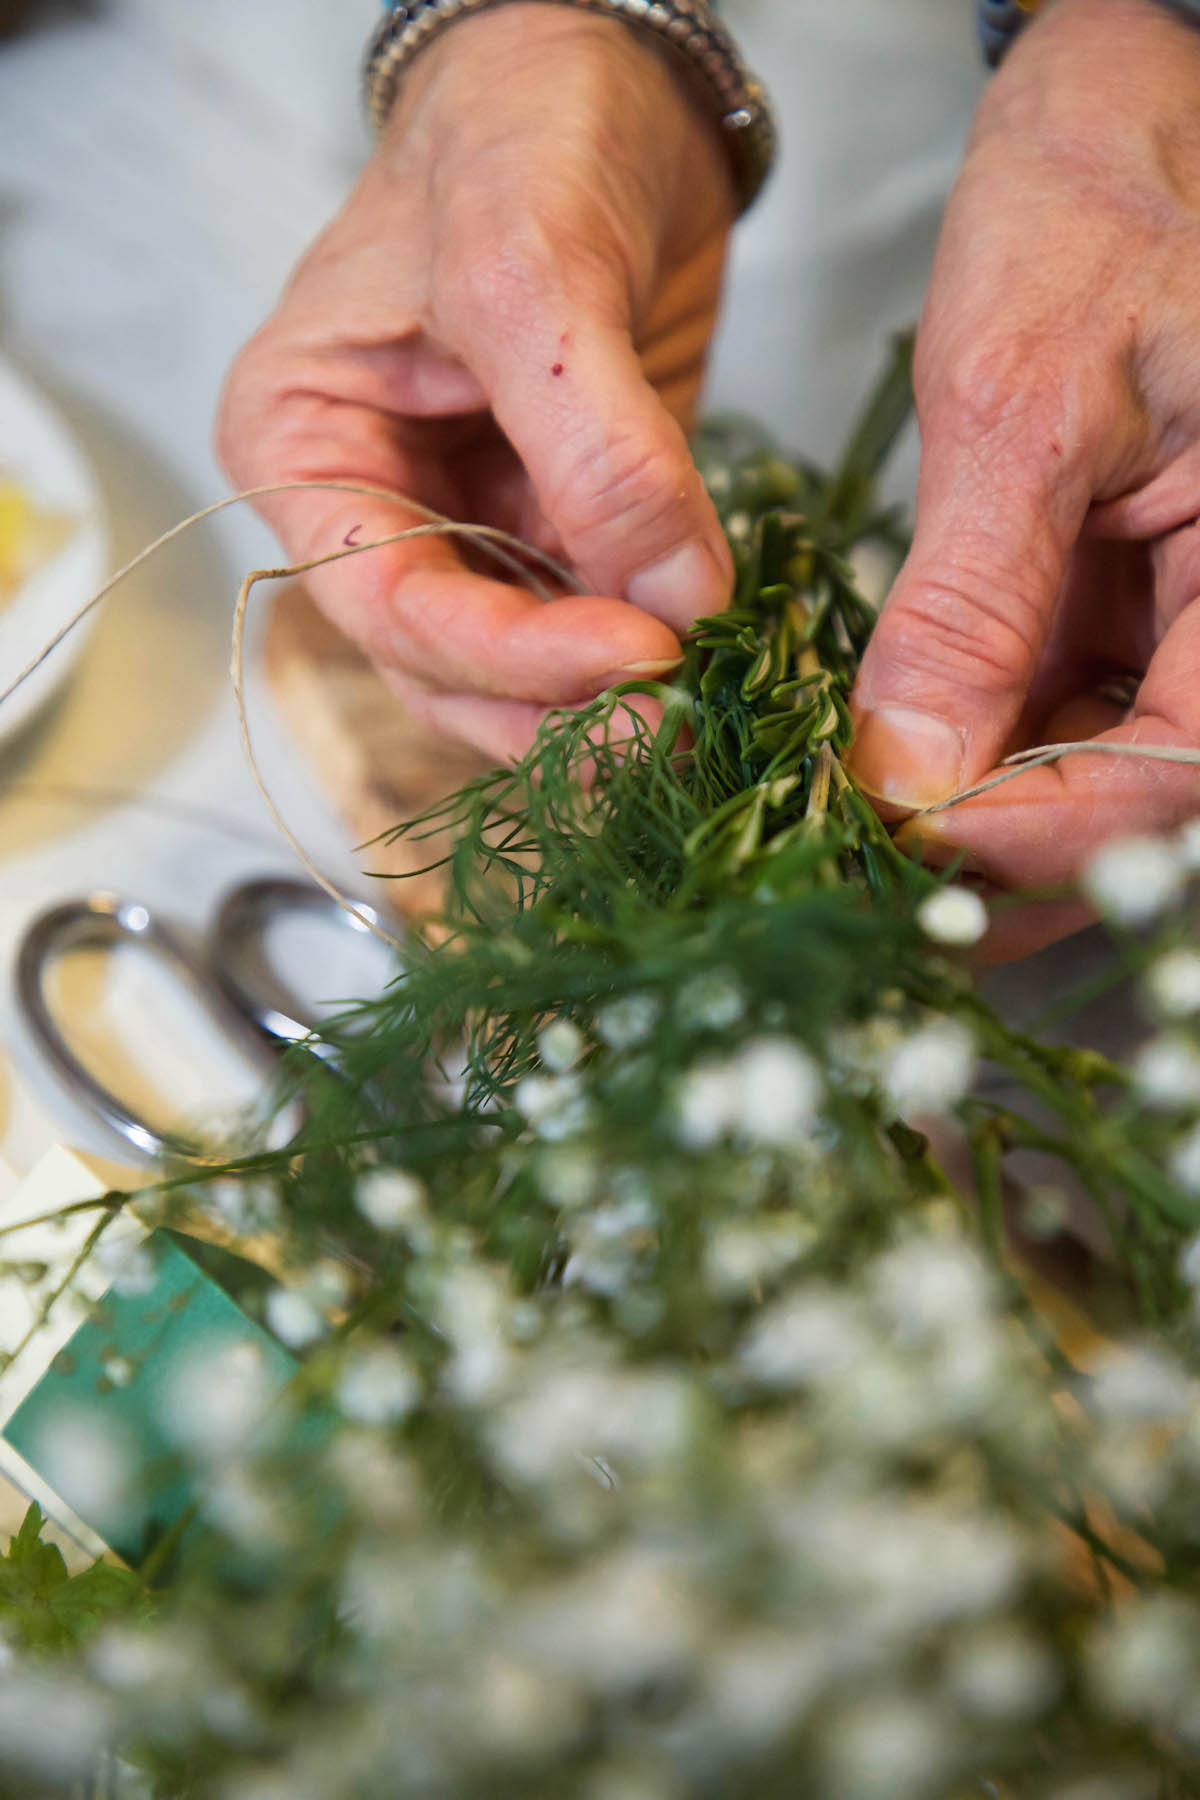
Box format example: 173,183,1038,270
0,1503,144,1653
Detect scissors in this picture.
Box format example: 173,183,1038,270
14,876,391,1163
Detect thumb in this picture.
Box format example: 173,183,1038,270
440,250,733,634
849,419,1091,811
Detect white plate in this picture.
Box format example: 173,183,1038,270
0,357,108,747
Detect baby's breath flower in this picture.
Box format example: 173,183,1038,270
535,1146,597,1210
825,1016,906,1093
32,1407,133,1526
948,1623,1059,1720
327,1430,421,1527
303,1258,353,1315
337,1345,420,1425
1180,1232,1200,1288
700,1629,825,1750
159,1338,274,1458
95,1237,157,1298
514,1073,590,1140
1176,816,1200,871
593,993,660,1050
89,1625,165,1692
1020,1183,1070,1240
916,885,988,947
515,1545,705,1693
821,1694,952,1800
676,1037,821,1150
1145,947,1200,1018
490,1363,693,1487
1088,1343,1192,1423
205,1178,284,1238
1131,1033,1200,1108
738,1287,868,1389
1091,1422,1171,1512
0,1672,113,1782
734,1037,822,1146
676,969,745,1032
355,1167,427,1234
675,1058,742,1149
538,1018,585,1073
880,1019,976,1118
465,1654,582,1758
437,1265,514,1404
704,1214,817,1298
562,1194,657,1297
265,1286,327,1350
1088,1596,1200,1724
804,1497,1023,1634
870,1238,992,1339
204,1466,288,1550
1083,834,1184,926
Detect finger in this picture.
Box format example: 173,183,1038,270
435,233,733,635
899,599,1200,891
976,898,1096,964
382,669,558,766
387,667,667,771
849,372,1099,812
217,392,683,704
1011,538,1153,748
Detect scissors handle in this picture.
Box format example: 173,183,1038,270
14,892,283,1162
209,877,388,1060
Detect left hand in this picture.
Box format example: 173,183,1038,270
847,0,1200,957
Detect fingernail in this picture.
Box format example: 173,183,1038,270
590,654,684,693
626,540,730,629
622,656,685,676
850,705,965,810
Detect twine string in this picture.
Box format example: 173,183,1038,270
0,483,581,946
9,485,1200,874
918,740,1200,816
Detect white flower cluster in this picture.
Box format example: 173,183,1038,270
1083,830,1191,927
676,1035,822,1150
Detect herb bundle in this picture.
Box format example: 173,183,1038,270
5,339,1200,1798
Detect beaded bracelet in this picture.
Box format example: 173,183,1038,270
979,0,1200,64
364,0,777,216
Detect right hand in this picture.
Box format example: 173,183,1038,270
217,3,735,764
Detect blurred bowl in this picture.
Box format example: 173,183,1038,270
0,357,109,747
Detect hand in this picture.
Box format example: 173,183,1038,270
217,3,734,765
847,0,1200,957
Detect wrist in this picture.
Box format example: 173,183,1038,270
973,0,1200,145
366,0,773,214
380,3,735,221
383,3,659,140
982,0,1200,63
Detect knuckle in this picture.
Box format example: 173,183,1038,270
919,331,1089,488
884,564,1041,698
935,345,1065,453
439,213,574,337
553,429,691,548
437,185,628,341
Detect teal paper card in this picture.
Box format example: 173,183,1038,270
1,1232,298,1567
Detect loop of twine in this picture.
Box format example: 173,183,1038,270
0,483,580,950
